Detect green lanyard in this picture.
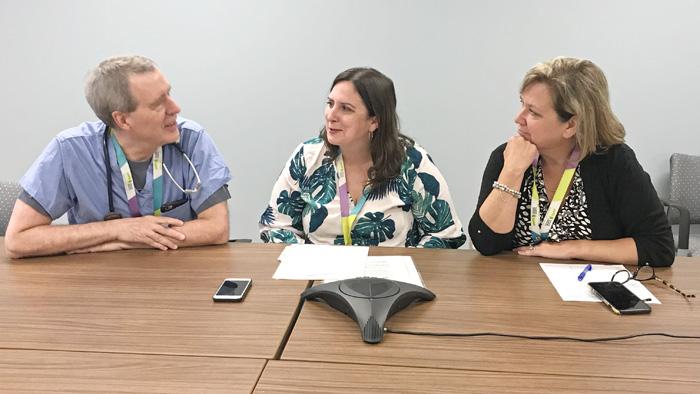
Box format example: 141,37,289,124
110,130,163,217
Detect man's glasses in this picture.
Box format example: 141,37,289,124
611,264,696,299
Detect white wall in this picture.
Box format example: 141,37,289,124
1,0,698,241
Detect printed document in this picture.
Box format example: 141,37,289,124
324,256,424,288
273,244,369,280
273,245,424,287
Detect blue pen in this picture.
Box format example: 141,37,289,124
577,264,592,281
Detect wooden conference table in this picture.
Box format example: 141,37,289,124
1,239,699,393
0,240,302,393
273,248,700,393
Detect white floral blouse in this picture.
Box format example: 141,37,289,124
259,137,466,248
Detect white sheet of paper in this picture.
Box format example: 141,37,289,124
539,263,660,304
324,256,425,288
273,244,369,280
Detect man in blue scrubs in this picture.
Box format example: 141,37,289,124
5,55,232,258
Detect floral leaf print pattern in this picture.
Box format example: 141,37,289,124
300,161,336,218
259,205,274,226
277,190,305,231
366,176,410,203
307,162,336,205
289,146,306,183
423,199,454,233
417,172,440,197
411,189,432,221
264,229,299,244
404,220,421,247
304,136,322,145
422,236,449,248
367,150,417,210
300,191,321,218
406,146,422,168
366,150,415,211
309,206,328,233
411,175,459,247
354,212,396,245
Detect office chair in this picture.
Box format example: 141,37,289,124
0,181,22,236
663,153,700,257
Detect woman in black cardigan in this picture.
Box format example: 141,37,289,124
468,57,674,267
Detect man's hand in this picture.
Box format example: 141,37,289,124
114,216,186,250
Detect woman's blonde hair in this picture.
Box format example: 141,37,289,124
521,57,625,158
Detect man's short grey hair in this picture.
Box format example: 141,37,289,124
84,55,158,128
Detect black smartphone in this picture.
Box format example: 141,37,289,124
212,278,252,302
589,281,651,315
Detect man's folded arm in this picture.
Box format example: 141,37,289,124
4,199,186,258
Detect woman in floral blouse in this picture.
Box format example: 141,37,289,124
259,67,465,248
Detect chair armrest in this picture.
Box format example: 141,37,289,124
661,198,690,251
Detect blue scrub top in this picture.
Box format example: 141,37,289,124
20,118,231,224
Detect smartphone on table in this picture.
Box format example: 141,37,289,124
213,278,252,302
588,281,651,315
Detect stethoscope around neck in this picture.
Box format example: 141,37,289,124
102,128,202,220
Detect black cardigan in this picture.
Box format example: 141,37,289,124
468,143,675,267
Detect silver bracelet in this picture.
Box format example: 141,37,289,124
492,181,521,199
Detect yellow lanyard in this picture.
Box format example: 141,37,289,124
336,155,368,245
530,146,580,244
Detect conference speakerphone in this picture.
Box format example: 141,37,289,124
301,277,435,344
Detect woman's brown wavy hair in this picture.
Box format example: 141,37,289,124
320,67,414,190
